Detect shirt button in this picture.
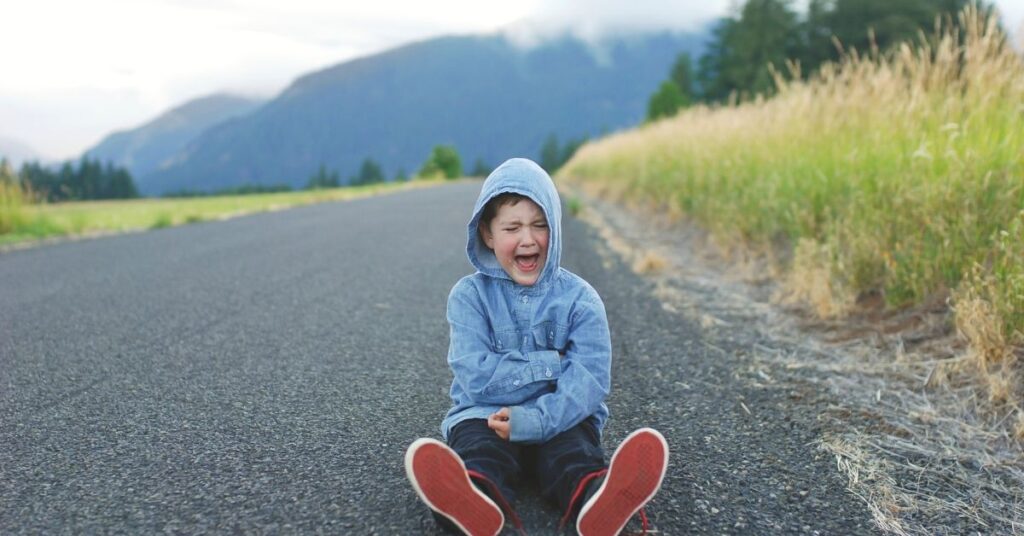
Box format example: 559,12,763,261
521,296,528,303
513,379,520,386
545,369,552,378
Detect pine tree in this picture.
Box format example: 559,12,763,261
670,52,696,103
540,134,561,173
306,164,340,189
354,158,385,185
419,145,462,180
647,80,687,121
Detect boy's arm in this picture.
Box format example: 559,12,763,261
508,294,611,443
447,283,563,406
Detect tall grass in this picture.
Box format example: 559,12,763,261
560,8,1022,395
0,180,61,239
0,180,28,233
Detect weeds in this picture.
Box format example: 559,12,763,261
0,180,28,234
560,6,1022,400
150,213,173,229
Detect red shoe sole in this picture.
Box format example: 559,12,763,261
577,428,669,536
405,438,504,536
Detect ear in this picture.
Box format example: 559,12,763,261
479,222,495,250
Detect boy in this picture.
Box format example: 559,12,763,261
405,158,669,536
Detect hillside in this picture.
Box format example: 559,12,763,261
85,94,264,181
140,31,705,195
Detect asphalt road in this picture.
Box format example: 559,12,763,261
0,181,875,534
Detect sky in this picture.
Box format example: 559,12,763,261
2,0,1022,162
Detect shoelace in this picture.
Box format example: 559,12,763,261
466,469,526,536
558,469,608,530
557,469,652,535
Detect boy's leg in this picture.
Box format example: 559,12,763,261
446,419,522,506
530,417,608,517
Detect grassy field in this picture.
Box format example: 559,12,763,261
559,9,1022,402
0,179,443,247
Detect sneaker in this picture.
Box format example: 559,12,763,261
405,438,505,536
576,428,669,536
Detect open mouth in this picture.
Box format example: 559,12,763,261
514,254,540,272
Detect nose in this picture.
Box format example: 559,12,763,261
520,227,538,246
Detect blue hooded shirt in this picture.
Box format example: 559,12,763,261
441,158,611,444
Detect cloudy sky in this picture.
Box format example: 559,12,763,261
2,0,1021,161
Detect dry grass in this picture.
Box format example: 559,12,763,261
562,162,1024,534
0,180,28,234
560,6,1022,405
632,250,669,274
779,238,852,319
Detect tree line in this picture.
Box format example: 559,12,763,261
303,135,587,190
4,157,140,202
648,0,992,120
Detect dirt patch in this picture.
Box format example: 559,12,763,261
561,184,1024,535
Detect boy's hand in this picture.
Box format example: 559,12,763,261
487,407,511,440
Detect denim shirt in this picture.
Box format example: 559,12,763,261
441,158,611,444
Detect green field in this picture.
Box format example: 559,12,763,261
559,9,1022,398
0,180,443,247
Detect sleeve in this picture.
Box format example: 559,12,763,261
447,282,563,406
508,293,611,444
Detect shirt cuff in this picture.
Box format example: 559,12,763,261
509,405,543,443
527,350,561,383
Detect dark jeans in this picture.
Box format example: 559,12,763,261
447,417,607,515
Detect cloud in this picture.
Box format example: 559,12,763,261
0,0,532,158
502,0,730,48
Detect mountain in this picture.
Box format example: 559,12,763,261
141,31,707,195
0,136,43,168
85,94,264,181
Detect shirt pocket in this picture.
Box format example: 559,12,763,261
532,321,569,353
492,329,520,352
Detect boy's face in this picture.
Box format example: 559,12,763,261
481,198,549,286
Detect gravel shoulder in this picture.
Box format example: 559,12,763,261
564,185,1024,535
545,190,877,535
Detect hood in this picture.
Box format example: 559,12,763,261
467,158,562,286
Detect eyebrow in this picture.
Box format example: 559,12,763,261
500,216,547,225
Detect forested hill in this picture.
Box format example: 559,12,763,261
85,94,264,182
139,32,706,195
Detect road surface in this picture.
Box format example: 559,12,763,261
0,182,874,534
